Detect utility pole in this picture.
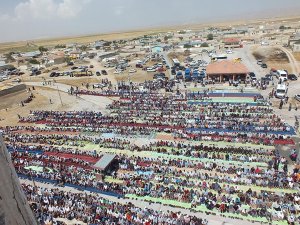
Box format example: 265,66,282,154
56,85,63,106
128,73,132,110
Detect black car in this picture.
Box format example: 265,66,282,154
261,63,267,68
171,69,176,75
249,72,256,77
101,70,108,75
288,74,298,80
50,72,57,77
96,71,101,76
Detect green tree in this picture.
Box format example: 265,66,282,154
183,44,192,48
200,42,209,47
4,52,16,62
38,46,48,52
207,34,214,40
55,44,66,49
29,59,40,64
279,25,285,30
79,45,88,51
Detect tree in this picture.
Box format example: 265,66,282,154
55,44,66,49
207,34,214,40
178,37,183,41
200,42,209,47
279,25,285,30
38,46,48,52
164,36,169,42
183,44,192,49
79,45,88,51
4,52,16,62
28,59,40,64
156,39,162,43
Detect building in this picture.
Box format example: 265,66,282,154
206,60,249,82
293,42,300,52
223,38,242,48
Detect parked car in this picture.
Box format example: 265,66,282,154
89,65,94,68
12,78,21,83
288,74,298,80
96,71,101,76
257,60,263,65
114,70,122,74
129,69,137,73
295,94,300,102
261,63,267,68
232,81,239,87
93,83,106,88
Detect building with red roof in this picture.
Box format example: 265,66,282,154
223,38,242,48
206,60,249,82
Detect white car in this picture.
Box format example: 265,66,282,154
129,69,137,73
147,68,156,72
113,70,122,74
226,49,233,54
295,94,300,102
93,83,106,88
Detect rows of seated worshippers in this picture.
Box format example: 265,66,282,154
130,140,275,163
3,131,131,149
10,136,300,224
5,124,299,224
17,94,293,145
115,153,299,223
13,147,299,194
22,184,207,225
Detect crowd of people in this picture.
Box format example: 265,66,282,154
2,90,299,224
23,184,208,225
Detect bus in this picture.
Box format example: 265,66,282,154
172,58,180,66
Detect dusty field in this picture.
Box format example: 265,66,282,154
114,70,154,83
293,53,300,61
1,15,300,54
252,47,292,71
0,90,28,110
54,77,102,87
167,52,186,64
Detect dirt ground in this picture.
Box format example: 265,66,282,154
293,53,300,62
0,90,28,110
168,52,187,64
252,47,292,71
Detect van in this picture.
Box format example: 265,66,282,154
275,84,287,99
276,70,288,81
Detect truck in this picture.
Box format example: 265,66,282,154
276,70,288,82
275,84,287,99
176,71,183,79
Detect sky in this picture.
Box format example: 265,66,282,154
1,0,300,43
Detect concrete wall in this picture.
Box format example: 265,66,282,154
0,84,26,97
0,136,37,225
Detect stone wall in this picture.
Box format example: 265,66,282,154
0,136,37,225
0,84,26,97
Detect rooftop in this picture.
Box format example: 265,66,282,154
223,38,240,43
206,60,249,75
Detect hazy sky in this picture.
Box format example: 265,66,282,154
1,0,300,43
